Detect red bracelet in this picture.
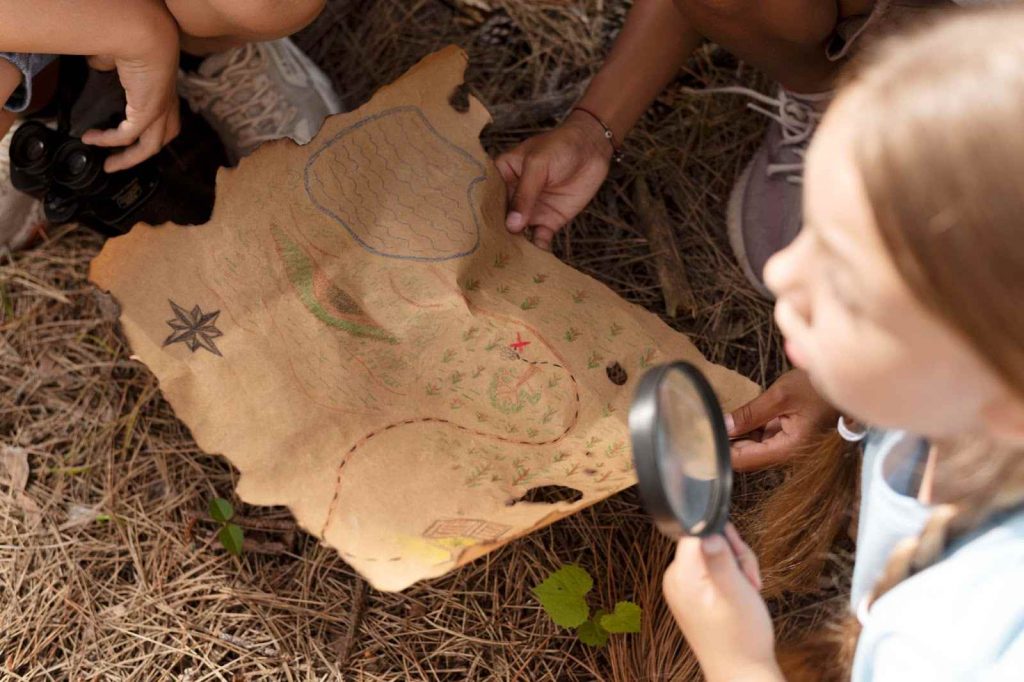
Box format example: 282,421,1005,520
570,106,624,163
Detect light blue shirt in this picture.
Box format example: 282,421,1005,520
851,430,1024,681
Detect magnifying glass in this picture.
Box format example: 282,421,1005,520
629,361,732,538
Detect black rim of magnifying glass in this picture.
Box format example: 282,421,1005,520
629,361,732,538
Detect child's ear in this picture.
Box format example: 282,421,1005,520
980,395,1024,444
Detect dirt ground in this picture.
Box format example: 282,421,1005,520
0,2,843,680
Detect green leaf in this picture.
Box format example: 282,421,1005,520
532,564,593,628
218,522,244,556
577,618,609,647
208,497,235,524
599,601,642,634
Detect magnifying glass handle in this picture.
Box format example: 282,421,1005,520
716,525,763,591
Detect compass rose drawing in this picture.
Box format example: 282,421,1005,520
163,300,224,357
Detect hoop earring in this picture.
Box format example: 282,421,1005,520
837,415,868,442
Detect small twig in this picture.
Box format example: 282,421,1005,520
239,538,291,555
337,577,369,668
230,514,297,533
217,632,281,658
204,528,290,556
633,176,698,318
183,514,199,545
193,510,296,532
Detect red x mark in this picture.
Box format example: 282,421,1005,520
510,332,531,352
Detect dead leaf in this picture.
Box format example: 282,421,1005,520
0,445,30,491
1,445,41,526
60,503,104,530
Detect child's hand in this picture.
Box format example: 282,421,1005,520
728,369,839,471
495,111,613,251
663,524,782,682
80,6,181,173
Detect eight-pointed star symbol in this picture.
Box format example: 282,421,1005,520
163,300,223,356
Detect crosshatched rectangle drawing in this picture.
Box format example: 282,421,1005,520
423,519,511,542
89,47,758,591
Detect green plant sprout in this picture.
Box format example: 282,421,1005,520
532,565,641,648
520,296,540,310
208,497,244,557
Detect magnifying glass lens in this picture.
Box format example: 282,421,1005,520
630,361,732,538
656,368,720,534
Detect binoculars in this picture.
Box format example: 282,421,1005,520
10,120,163,233
7,58,226,236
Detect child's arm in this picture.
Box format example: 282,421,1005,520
496,0,700,249
574,0,700,147
0,0,181,171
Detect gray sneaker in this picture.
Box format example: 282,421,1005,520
720,86,832,297
178,38,343,163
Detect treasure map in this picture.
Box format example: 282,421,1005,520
89,47,758,591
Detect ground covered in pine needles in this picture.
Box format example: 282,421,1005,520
1,1,851,679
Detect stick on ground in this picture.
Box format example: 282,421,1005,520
634,175,698,318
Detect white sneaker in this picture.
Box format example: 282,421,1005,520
178,38,343,163
0,122,46,251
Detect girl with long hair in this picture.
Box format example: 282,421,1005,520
664,6,1024,680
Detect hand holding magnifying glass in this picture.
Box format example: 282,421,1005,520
631,363,778,679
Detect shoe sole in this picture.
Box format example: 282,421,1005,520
726,156,774,300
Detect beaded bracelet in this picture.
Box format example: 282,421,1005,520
570,106,624,163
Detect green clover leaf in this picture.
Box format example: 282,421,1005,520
532,564,593,628
218,522,244,556
208,497,235,524
599,601,642,634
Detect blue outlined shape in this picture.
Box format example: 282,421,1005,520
304,106,486,262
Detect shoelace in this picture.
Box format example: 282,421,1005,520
196,44,266,91
181,45,297,148
694,86,829,185
213,78,296,145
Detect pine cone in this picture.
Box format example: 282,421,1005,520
477,11,522,47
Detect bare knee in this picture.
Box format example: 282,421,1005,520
675,0,839,47
223,0,325,40
172,0,326,42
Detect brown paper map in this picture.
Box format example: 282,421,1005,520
89,47,758,591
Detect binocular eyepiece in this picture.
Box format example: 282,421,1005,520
12,121,106,187
10,121,55,173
